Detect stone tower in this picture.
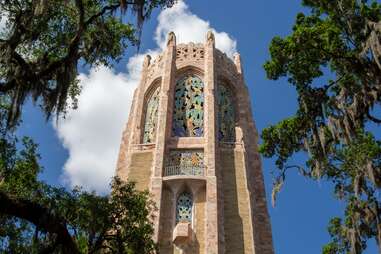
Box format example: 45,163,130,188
116,31,274,254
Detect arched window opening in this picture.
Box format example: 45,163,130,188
172,75,204,137
217,84,236,142
176,192,193,223
143,86,160,143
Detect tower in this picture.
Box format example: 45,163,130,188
116,31,274,254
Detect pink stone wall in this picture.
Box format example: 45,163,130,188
116,31,274,254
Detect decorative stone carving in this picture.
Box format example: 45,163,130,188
234,52,243,74
167,31,176,46
146,53,164,83
164,150,204,176
206,30,215,46
143,54,151,68
176,43,205,63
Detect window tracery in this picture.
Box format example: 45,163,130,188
172,75,204,137
143,86,160,143
176,192,193,223
217,84,236,142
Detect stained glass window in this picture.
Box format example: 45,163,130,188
176,192,193,223
164,150,204,176
172,75,204,137
143,86,160,143
217,84,235,142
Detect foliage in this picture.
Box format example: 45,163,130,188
0,1,176,252
260,0,381,253
0,0,175,127
0,130,156,253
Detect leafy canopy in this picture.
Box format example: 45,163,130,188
0,0,174,126
0,134,157,253
260,0,381,253
0,0,177,253
0,95,157,253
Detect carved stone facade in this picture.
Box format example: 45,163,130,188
116,31,274,254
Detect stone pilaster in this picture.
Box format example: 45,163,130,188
204,31,220,254
151,31,177,242
131,55,152,144
235,53,274,254
116,55,151,179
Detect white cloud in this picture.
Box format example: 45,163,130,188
55,0,237,193
155,1,236,57
56,64,139,193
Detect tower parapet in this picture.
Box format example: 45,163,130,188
116,31,274,254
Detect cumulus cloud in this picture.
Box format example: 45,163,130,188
155,1,236,57
56,64,139,193
55,1,237,193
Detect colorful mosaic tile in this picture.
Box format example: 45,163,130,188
172,75,204,137
143,86,160,143
164,150,204,176
217,84,236,142
176,192,193,223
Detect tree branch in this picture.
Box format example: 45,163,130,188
38,2,125,78
0,191,80,254
367,111,381,123
0,80,17,93
84,4,121,26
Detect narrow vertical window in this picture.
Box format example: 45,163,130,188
176,192,193,223
143,86,160,143
218,84,235,142
172,75,204,137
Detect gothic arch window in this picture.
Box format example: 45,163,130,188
176,192,193,223
172,75,204,137
143,86,160,143
217,83,236,142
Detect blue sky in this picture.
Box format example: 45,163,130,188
17,1,378,253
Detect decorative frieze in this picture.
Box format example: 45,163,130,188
176,43,205,62
164,150,204,176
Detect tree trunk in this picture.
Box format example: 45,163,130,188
0,191,80,254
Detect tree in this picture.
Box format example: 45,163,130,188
0,0,174,127
260,0,381,253
0,134,157,253
0,98,156,254
0,0,176,253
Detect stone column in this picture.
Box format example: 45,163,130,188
150,31,177,242
204,31,220,254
